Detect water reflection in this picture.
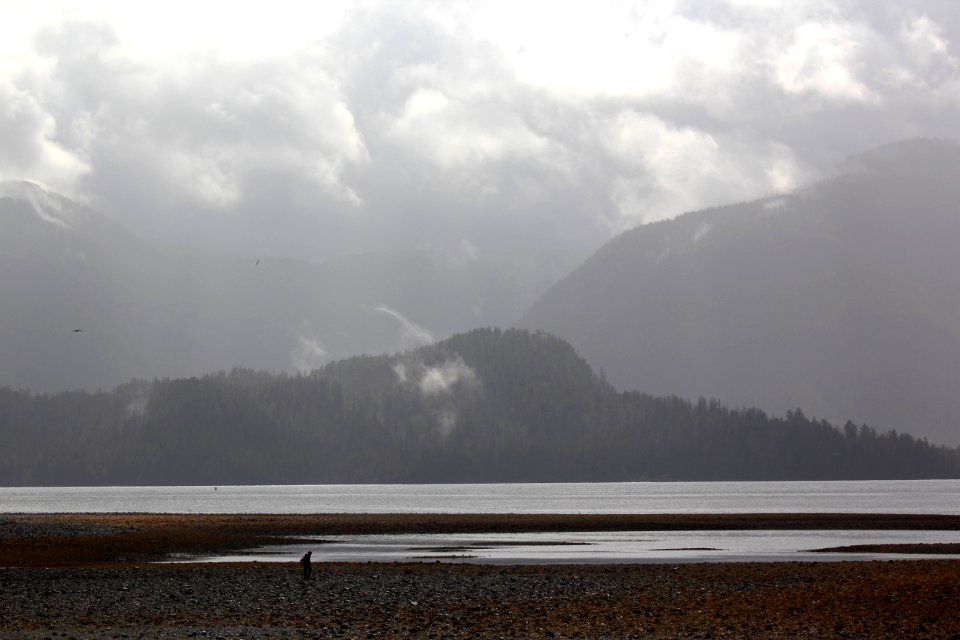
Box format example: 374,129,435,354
195,529,960,564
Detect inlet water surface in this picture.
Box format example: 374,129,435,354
2,480,958,514
6,481,959,564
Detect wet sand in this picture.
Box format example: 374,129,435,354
5,513,960,566
2,513,959,638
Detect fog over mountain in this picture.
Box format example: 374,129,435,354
520,139,960,446
0,180,537,391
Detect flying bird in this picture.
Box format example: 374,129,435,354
71,329,83,333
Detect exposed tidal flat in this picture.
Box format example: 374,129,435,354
2,513,960,638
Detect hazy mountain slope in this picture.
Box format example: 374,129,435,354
0,182,218,390
519,139,960,446
0,181,535,391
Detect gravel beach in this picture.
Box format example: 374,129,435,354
1,514,959,639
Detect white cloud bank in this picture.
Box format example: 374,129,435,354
1,1,958,265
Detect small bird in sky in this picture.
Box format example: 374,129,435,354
71,329,83,333
255,258,260,265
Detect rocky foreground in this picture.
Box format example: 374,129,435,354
1,514,959,639
3,560,960,639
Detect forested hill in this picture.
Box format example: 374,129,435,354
2,328,957,485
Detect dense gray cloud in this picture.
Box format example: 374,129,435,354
1,0,958,268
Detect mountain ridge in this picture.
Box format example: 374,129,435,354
519,138,960,445
2,327,956,484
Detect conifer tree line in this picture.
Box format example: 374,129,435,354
1,328,957,485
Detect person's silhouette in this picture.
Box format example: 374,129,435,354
300,550,312,579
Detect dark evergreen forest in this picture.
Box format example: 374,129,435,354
1,328,957,485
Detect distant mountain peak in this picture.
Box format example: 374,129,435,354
519,137,960,446
842,136,960,175
0,180,89,230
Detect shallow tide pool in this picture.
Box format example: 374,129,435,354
190,529,960,565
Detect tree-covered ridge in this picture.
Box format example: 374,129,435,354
1,328,957,485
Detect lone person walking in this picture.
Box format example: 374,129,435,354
300,550,313,580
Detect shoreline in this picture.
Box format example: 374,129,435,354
4,512,960,567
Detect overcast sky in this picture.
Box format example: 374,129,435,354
2,0,959,266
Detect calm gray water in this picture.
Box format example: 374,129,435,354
5,481,959,563
197,528,960,565
2,480,959,514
